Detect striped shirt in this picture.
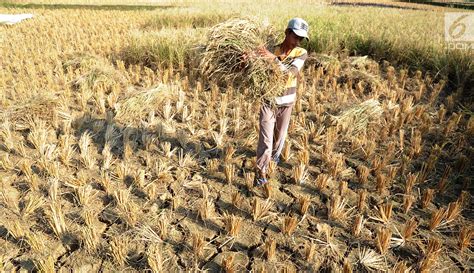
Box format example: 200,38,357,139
272,46,308,106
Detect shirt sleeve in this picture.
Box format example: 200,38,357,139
274,49,308,76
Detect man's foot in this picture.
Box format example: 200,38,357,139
254,177,268,187
254,171,268,187
272,156,280,165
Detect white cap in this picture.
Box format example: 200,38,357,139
287,17,309,40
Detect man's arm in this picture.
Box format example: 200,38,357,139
274,51,308,76
255,46,308,76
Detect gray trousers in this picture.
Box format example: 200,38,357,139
256,102,293,174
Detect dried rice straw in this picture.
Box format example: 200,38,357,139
0,94,58,130
200,17,285,101
115,84,174,124
332,99,383,135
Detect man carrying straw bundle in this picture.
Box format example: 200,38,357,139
252,18,309,186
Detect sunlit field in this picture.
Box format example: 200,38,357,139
1,0,472,272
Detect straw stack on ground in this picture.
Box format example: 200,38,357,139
115,84,174,125
0,94,59,130
200,18,284,101
332,98,384,135
63,53,126,93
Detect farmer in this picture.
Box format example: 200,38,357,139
253,17,309,186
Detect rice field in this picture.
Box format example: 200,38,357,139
0,0,473,272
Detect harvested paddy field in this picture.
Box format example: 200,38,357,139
1,0,473,272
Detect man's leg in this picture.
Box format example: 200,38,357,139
272,105,293,161
256,103,276,176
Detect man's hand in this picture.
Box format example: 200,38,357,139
240,51,256,70
256,45,276,60
242,50,256,62
239,46,276,70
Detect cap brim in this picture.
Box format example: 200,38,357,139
291,28,309,40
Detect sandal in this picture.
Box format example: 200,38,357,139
254,177,268,187
272,156,280,165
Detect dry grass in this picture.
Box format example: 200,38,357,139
376,227,392,254
191,233,205,259
78,131,96,169
421,188,435,209
115,85,172,125
252,198,273,221
20,193,45,218
458,227,472,252
222,254,235,273
428,207,446,231
352,215,364,237
34,256,55,273
315,173,331,190
198,197,216,220
304,242,316,262
224,163,235,184
114,189,139,226
48,201,67,238
231,191,244,209
338,181,348,196
328,195,353,221
0,2,472,271
357,248,385,272
297,195,311,215
292,162,308,184
419,238,442,272
357,165,370,185
223,212,243,237
264,238,276,261
281,215,298,236
81,226,100,253
109,236,130,266
373,202,393,224
393,261,410,273
332,99,383,136
436,166,451,193
404,172,418,194
403,194,416,214
343,259,352,273
402,217,418,243
375,173,388,194
147,244,166,273
244,172,254,191
200,17,283,101
357,189,367,213
444,201,461,223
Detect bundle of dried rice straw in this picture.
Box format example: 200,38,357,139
332,99,383,135
0,94,58,130
115,84,175,125
200,17,285,101
63,53,125,93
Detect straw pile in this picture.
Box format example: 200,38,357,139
200,18,285,101
0,94,58,130
306,53,340,71
63,53,125,92
114,84,174,124
341,56,381,89
332,99,383,135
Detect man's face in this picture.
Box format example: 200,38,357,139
286,29,304,48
